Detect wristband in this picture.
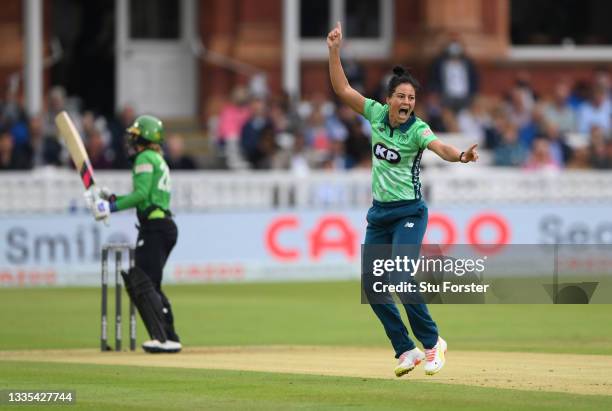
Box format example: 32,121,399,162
459,152,466,163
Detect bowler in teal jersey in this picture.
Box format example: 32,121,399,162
328,22,478,377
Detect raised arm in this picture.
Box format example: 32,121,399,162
428,140,479,163
327,22,365,115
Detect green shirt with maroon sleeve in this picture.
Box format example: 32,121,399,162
363,98,438,202
114,149,171,216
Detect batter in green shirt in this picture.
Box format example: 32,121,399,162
113,148,172,220
88,114,182,353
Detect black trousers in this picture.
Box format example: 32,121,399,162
135,218,179,341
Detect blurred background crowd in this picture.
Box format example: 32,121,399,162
2,44,612,173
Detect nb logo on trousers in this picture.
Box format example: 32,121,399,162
404,222,415,228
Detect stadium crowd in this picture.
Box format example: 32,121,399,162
2,64,612,173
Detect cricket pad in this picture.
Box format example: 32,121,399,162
121,267,169,342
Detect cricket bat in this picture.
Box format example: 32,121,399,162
55,111,96,190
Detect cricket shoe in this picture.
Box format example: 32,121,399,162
394,347,425,377
142,339,182,354
424,337,447,375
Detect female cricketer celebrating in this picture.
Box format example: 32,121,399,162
328,22,478,376
88,115,181,353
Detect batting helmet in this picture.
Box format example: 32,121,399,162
126,115,164,144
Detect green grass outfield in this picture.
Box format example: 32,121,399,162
1,281,611,410
2,361,611,411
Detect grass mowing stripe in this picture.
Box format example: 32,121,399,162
1,360,611,411
1,282,612,354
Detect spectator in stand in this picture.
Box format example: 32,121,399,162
240,96,272,168
342,53,366,94
482,106,507,149
423,93,454,133
523,139,560,172
267,93,304,167
0,86,29,150
83,110,114,163
494,121,528,167
0,129,29,170
7,112,29,148
505,86,533,131
442,108,458,133
278,91,304,133
518,103,547,150
344,115,372,169
252,124,278,169
269,97,291,134
272,131,316,175
44,86,78,138
165,133,197,170
81,110,97,140
0,97,13,130
372,72,394,103
428,38,480,112
217,87,251,170
593,67,612,103
589,126,611,169
22,114,63,168
566,147,591,169
538,121,572,167
606,140,612,167
82,111,113,145
568,79,591,110
354,154,372,169
325,105,349,145
457,95,491,145
577,84,612,135
514,70,537,108
337,103,370,137
108,104,137,168
0,87,27,133
543,80,576,134
0,129,15,169
86,129,113,169
304,105,333,156
324,139,348,170
217,86,251,146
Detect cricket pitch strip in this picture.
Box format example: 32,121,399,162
1,346,611,396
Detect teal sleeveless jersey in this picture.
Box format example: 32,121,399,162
363,98,438,202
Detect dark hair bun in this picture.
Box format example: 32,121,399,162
392,66,406,76
387,65,420,96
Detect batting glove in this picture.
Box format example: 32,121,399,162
92,198,111,221
83,188,97,209
99,186,117,202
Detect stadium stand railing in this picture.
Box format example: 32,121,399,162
1,168,611,214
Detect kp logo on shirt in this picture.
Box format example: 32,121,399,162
373,143,401,164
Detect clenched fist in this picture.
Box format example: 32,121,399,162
327,21,342,49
